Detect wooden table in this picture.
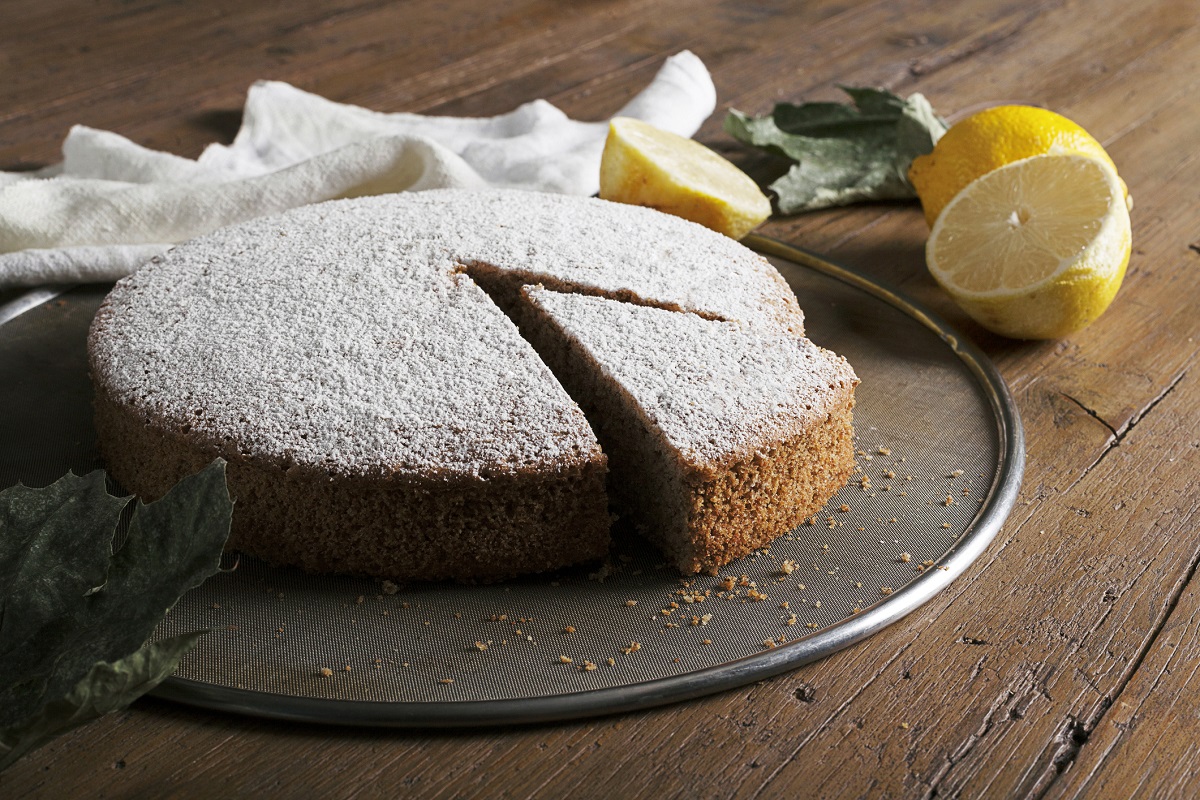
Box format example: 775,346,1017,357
3,1,1198,796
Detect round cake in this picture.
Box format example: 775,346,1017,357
88,189,822,581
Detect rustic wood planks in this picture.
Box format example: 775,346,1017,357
2,0,1198,797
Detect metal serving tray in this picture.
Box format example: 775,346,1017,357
0,237,1023,727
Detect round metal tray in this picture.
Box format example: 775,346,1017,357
0,237,1023,728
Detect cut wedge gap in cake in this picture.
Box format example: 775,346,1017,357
508,285,859,575
457,260,731,334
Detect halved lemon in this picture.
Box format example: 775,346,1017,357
599,117,771,240
926,153,1131,340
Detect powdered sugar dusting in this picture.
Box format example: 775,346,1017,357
89,189,801,479
525,287,857,469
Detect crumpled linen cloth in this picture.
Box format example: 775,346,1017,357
0,51,715,288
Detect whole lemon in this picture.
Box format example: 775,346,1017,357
908,105,1125,227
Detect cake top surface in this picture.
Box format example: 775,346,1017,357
524,286,858,470
89,189,802,479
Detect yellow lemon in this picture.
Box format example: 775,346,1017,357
599,117,771,240
926,154,1131,340
909,105,1125,227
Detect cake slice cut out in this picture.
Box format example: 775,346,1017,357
518,286,858,575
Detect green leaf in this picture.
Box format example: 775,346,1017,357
0,632,204,771
724,87,948,214
0,459,232,753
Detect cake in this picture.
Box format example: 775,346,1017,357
87,188,853,581
518,287,857,574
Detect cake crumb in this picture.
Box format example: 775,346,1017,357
564,625,576,634
439,678,454,684
319,667,333,678
899,552,912,563
880,587,894,595
625,599,638,607
474,641,488,651
606,657,616,666
588,562,613,583
559,655,573,664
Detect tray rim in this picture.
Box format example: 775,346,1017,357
2,236,1025,728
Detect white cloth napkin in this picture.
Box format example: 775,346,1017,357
0,51,716,288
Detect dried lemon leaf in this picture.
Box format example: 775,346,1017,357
0,460,232,769
724,87,947,213
0,632,205,771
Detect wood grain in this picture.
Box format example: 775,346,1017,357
2,0,1199,797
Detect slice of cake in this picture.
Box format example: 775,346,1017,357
519,286,858,574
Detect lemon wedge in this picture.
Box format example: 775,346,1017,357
926,154,1131,340
599,117,771,240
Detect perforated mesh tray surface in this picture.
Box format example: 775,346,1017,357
0,238,1023,727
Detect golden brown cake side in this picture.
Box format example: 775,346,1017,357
92,381,611,582
683,393,855,574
